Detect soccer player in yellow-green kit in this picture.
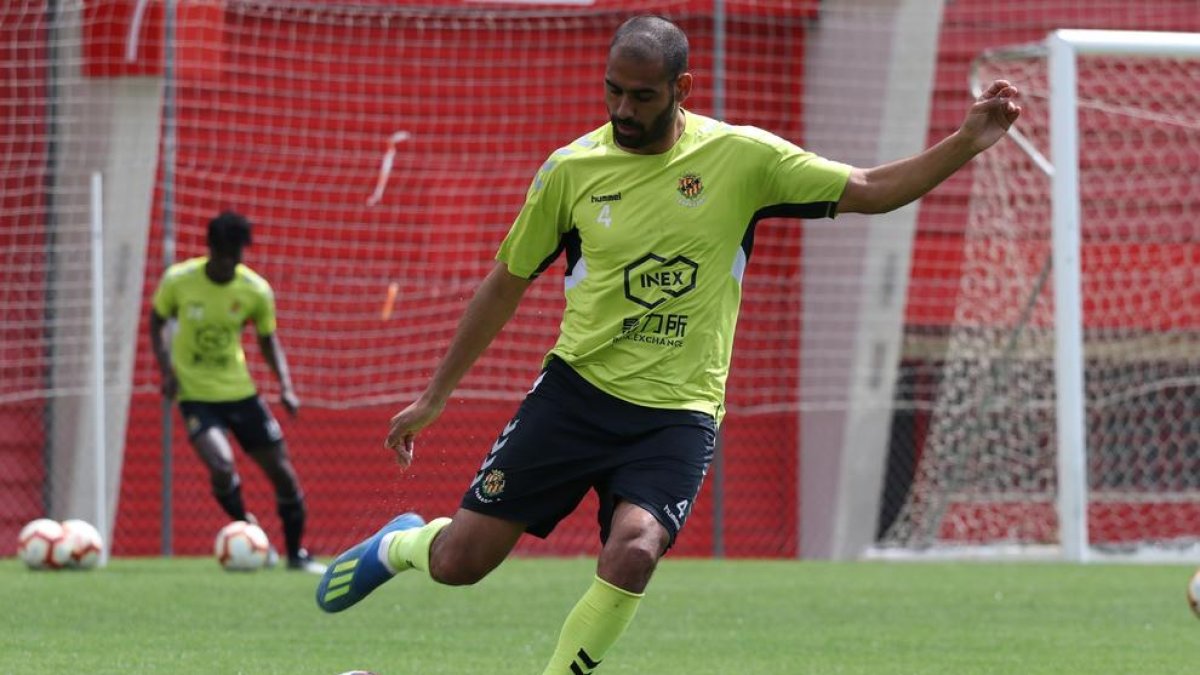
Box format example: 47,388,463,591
316,15,1020,672
150,211,325,574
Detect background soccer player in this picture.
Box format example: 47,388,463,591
316,15,1020,672
150,210,325,574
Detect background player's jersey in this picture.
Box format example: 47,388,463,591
497,111,851,420
152,257,277,402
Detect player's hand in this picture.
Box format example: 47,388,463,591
385,397,446,470
281,387,300,417
960,79,1021,152
160,369,178,400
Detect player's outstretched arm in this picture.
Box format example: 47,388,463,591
839,79,1021,215
385,262,532,468
258,333,299,416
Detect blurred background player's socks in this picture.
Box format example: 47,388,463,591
213,479,247,522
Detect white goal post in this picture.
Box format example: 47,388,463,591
1045,30,1200,561
874,29,1200,563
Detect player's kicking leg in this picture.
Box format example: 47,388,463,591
317,513,434,612
316,509,523,612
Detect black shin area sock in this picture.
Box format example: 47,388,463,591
277,498,306,560
213,481,247,522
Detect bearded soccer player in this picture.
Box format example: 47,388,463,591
316,15,1020,673
150,210,325,574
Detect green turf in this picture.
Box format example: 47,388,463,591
1,556,1196,674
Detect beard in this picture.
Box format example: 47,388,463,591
611,94,677,150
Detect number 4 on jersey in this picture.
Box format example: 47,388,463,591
597,204,613,228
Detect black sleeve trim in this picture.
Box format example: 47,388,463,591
741,201,839,262
529,227,581,279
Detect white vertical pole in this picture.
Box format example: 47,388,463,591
711,0,726,559
1047,32,1088,563
89,171,108,567
160,0,179,558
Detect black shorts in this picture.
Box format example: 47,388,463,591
460,358,717,547
179,395,283,450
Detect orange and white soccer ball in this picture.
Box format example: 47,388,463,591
1188,568,1200,619
214,520,271,571
61,519,105,569
17,518,72,570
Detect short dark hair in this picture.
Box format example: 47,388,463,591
610,15,689,81
206,210,252,253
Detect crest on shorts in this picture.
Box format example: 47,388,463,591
480,469,506,498
676,172,704,207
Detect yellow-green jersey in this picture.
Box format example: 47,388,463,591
151,257,277,402
496,110,852,420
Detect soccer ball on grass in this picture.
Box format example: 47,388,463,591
17,518,106,570
61,518,105,569
17,518,72,570
214,520,271,571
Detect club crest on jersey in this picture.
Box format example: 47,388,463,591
480,469,506,499
676,172,705,207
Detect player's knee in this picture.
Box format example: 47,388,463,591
613,536,661,574
597,529,664,591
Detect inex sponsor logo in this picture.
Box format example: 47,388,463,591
624,253,698,309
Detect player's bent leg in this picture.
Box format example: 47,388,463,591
316,512,428,613
316,508,522,612
246,442,323,573
423,509,525,586
541,502,665,675
192,429,246,520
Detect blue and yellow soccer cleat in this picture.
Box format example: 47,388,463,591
316,512,425,613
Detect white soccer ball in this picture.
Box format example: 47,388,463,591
17,518,72,570
214,520,271,571
61,519,105,569
1188,568,1200,619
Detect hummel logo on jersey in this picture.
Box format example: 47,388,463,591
590,192,621,203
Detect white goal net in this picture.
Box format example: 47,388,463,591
878,31,1200,560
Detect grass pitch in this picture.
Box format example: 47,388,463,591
2,556,1196,674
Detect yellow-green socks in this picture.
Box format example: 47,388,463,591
384,517,451,575
541,575,643,675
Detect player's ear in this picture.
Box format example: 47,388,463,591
675,72,693,103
